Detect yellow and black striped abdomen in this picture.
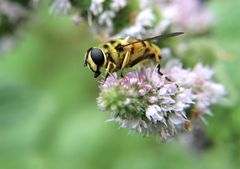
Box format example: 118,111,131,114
126,40,161,68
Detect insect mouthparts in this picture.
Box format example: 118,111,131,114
84,59,87,67
94,71,101,78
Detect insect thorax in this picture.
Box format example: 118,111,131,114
99,39,128,67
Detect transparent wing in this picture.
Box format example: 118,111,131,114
120,32,184,48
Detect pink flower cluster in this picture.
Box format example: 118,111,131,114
97,64,225,141
159,0,213,34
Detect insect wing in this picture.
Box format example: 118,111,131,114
142,32,184,42
121,32,184,48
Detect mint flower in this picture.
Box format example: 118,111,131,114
97,64,225,141
0,0,28,23
47,0,214,38
166,63,226,120
0,0,33,55
50,0,72,15
89,0,105,16
115,8,158,39
88,0,128,36
160,0,213,34
97,67,195,141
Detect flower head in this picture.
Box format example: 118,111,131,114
50,0,72,15
160,0,213,34
88,0,128,36
0,0,32,55
166,62,226,118
0,0,28,23
98,67,195,141
97,64,225,141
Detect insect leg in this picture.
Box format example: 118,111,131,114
120,71,124,78
157,63,162,74
155,54,163,74
104,61,116,80
156,62,172,82
121,51,130,70
104,62,112,80
120,51,130,78
154,54,161,64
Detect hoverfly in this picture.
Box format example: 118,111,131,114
84,32,184,79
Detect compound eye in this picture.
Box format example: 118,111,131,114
90,48,105,66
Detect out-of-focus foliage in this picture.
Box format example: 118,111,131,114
0,0,239,169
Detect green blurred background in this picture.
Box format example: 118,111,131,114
0,0,240,169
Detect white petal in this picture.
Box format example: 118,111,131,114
146,105,164,123
169,114,185,125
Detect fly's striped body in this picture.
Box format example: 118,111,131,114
84,32,183,79
99,38,161,71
